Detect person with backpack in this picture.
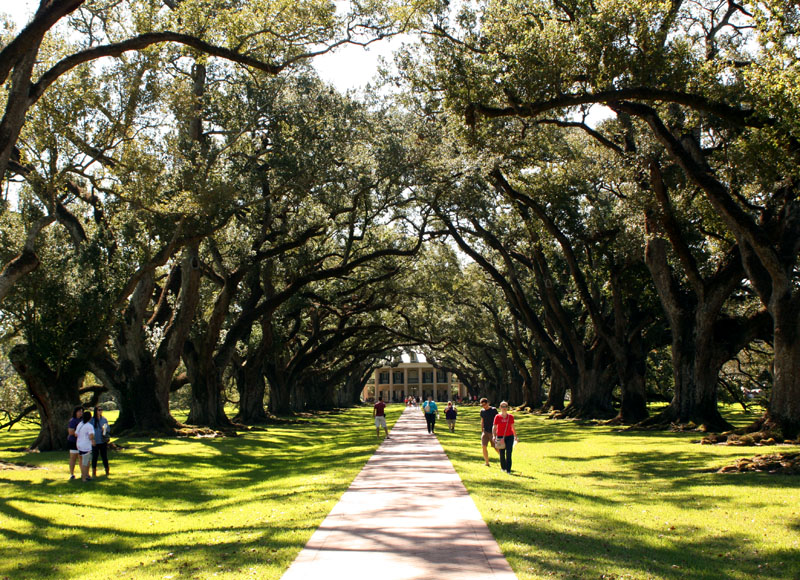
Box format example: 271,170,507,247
422,396,438,434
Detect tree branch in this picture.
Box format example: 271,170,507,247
472,87,766,129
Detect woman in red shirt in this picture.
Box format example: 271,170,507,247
492,401,519,473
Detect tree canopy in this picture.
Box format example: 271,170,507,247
2,0,799,448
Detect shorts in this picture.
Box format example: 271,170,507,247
375,416,387,428
68,440,79,454
481,432,493,446
79,451,92,466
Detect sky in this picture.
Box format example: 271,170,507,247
1,0,400,92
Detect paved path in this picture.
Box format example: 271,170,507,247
281,406,518,580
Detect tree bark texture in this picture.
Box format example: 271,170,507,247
544,367,567,412
114,245,201,432
234,356,269,424
8,344,83,451
643,236,733,431
768,292,800,438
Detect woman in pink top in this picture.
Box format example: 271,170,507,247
492,401,519,474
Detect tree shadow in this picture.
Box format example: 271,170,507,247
496,515,798,580
0,407,391,579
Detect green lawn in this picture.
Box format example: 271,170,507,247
436,406,800,580
0,405,401,580
4,404,799,580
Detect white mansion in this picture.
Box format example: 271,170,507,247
362,353,467,402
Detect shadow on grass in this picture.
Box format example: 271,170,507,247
0,406,400,579
439,409,800,580
497,515,797,580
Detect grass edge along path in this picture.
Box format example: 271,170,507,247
436,406,800,580
0,404,401,580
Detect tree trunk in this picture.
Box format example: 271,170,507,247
562,343,615,419
115,355,180,432
267,371,291,415
114,271,180,433
643,236,733,431
184,342,233,428
309,379,336,410
525,350,544,409
766,292,800,438
8,345,84,451
613,329,649,424
336,372,367,406
186,365,231,428
640,311,732,431
234,357,269,424
544,367,567,411
291,380,309,412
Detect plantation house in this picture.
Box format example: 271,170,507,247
362,353,467,402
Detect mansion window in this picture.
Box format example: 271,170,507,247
422,370,433,383
378,371,389,384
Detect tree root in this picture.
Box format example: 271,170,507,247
546,403,616,422
700,415,799,446
717,452,800,475
175,426,239,438
602,416,626,426
626,405,733,433
1,460,44,469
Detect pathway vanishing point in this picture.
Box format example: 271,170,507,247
281,406,518,580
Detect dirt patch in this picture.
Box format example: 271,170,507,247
717,452,800,475
0,460,44,470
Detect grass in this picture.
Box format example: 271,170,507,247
436,405,800,580
3,403,799,580
0,405,401,580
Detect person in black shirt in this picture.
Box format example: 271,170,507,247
479,398,499,467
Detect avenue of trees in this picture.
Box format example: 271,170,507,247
1,0,799,449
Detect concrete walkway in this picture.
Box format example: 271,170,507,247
281,406,518,580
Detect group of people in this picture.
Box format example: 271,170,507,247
420,398,459,434
373,395,519,474
67,405,111,481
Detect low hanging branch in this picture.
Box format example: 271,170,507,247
0,405,38,431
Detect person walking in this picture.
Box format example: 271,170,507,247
444,401,457,432
492,401,519,474
422,396,438,434
91,406,110,478
479,398,498,467
67,405,84,480
74,411,95,482
373,396,390,439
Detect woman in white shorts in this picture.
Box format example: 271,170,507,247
74,411,96,482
